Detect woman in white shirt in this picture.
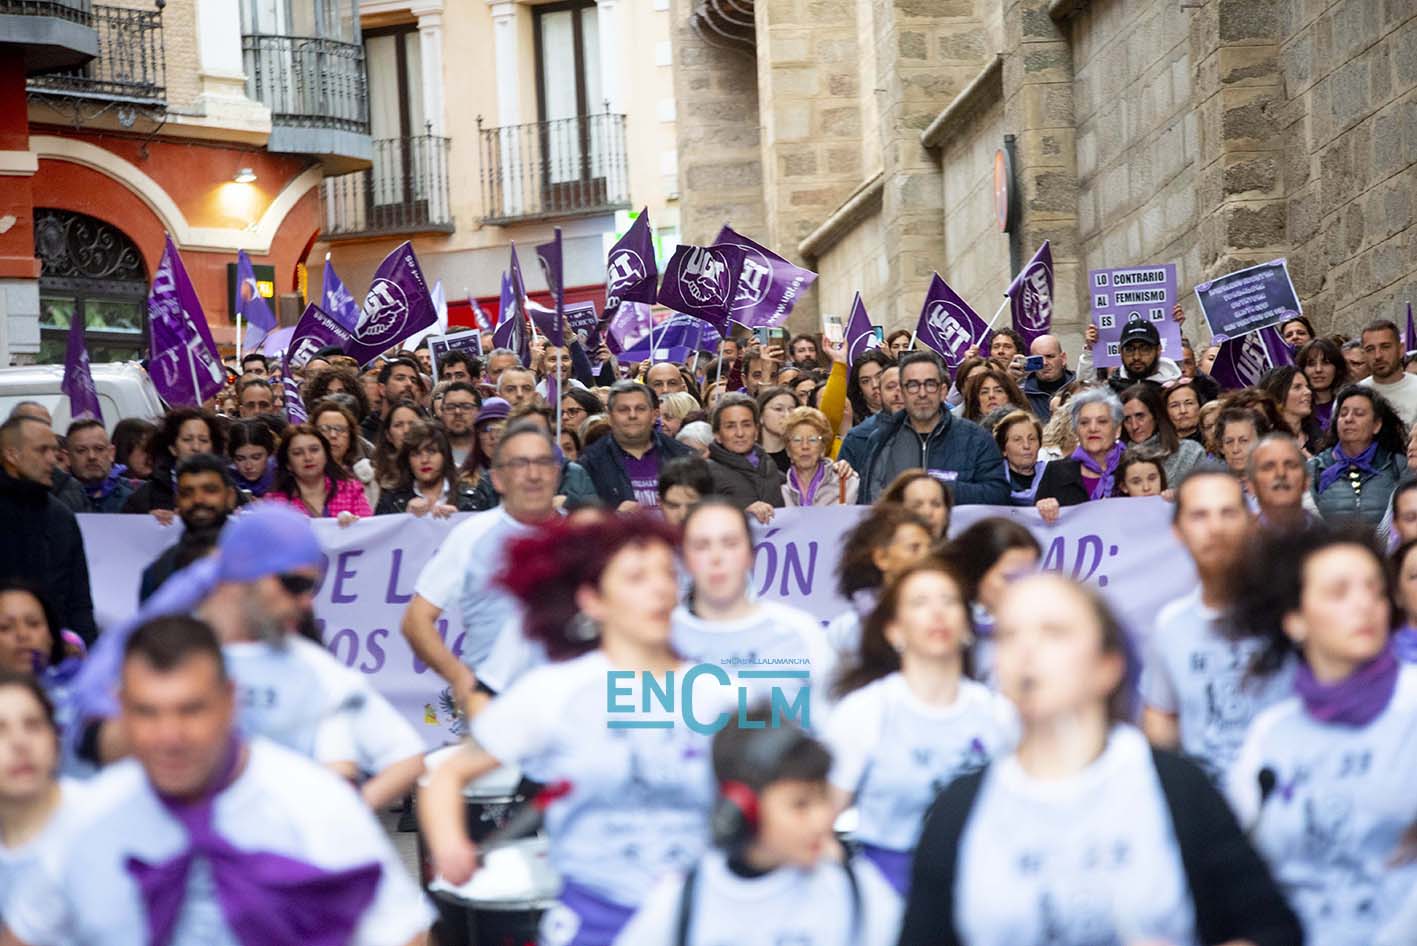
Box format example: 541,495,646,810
824,559,1016,895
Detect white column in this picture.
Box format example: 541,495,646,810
595,0,623,114
488,0,523,216
193,0,270,129
415,6,449,224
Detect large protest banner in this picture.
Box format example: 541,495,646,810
79,498,1192,748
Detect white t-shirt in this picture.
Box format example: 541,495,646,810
1361,374,1417,428
412,507,538,669
0,778,84,923
612,849,902,946
475,615,547,694
470,650,722,908
1228,664,1417,946
1139,589,1295,780
222,636,362,764
825,674,1017,852
4,739,432,946
823,610,862,663
955,726,1197,946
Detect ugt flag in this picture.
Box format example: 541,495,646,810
345,241,438,366
1006,240,1054,351
845,293,878,366
62,310,102,423
618,313,717,363
657,243,746,332
535,228,565,347
148,235,224,406
236,249,277,350
322,254,360,332
916,273,991,372
1208,326,1291,391
712,225,817,328
605,300,654,355
605,209,658,314
285,303,352,373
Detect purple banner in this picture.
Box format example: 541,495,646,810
605,208,658,313
915,273,991,371
1195,258,1301,341
282,372,307,424
534,228,565,347
712,225,818,328
259,326,295,358
1006,240,1054,351
1208,326,1290,391
147,235,224,407
845,292,880,365
343,242,437,366
618,313,717,363
286,303,353,373
322,255,360,332
605,300,653,355
1089,263,1180,369
656,243,745,332
62,310,102,423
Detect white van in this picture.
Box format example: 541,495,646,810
0,362,166,432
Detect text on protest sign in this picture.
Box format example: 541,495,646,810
1195,258,1302,340
1089,263,1180,368
427,331,482,384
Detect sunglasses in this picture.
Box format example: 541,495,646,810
276,572,318,595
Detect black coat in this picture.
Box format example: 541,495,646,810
706,442,785,509
375,482,481,515
578,430,692,507
0,468,97,643
122,459,176,514
1008,457,1091,507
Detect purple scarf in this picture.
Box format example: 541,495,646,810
1395,625,1417,663
788,461,827,505
858,843,913,896
232,458,276,498
1316,441,1380,494
85,463,131,501
1071,441,1124,500
125,737,382,946
1294,644,1400,727
556,880,637,946
1313,398,1333,433
1007,458,1049,505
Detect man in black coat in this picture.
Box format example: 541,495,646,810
0,415,97,643
578,380,691,510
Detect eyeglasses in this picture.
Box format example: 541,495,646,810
495,456,559,473
275,572,317,595
902,379,942,394
442,403,477,413
317,425,349,438
788,435,824,446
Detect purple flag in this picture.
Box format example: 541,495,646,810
345,241,438,366
915,274,991,372
605,301,654,355
657,243,745,332
322,255,360,332
605,209,658,314
468,289,493,334
535,228,565,347
281,372,307,424
62,310,102,423
258,325,295,357
1006,240,1054,351
285,303,352,373
712,225,818,328
147,235,224,407
1406,301,1415,355
492,271,531,367
618,313,715,363
1208,326,1289,391
236,250,277,335
845,293,879,366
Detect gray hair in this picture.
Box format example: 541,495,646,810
496,366,534,393
606,379,657,411
1243,431,1305,481
487,347,518,361
676,421,714,450
1067,385,1124,430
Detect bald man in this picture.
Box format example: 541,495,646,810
1022,334,1075,420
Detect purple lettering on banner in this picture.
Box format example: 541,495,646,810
385,549,414,605
330,549,361,604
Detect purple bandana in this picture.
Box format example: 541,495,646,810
1316,441,1380,494
788,461,827,505
858,843,912,895
1071,441,1124,500
125,738,382,946
1294,644,1400,727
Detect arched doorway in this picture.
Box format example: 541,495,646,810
34,208,148,364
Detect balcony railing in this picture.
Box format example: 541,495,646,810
0,0,90,22
242,33,368,135
323,130,453,239
479,111,630,225
27,2,163,109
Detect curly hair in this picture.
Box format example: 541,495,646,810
152,408,226,466
836,504,932,599
962,368,1030,423
303,366,370,421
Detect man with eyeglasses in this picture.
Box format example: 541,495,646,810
859,350,1010,504
238,379,278,419
439,381,481,466
579,380,693,511
401,422,563,712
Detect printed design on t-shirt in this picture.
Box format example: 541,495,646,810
1012,835,1136,946
1187,642,1266,778
1290,792,1381,930
1034,889,1123,946
604,728,707,875
917,737,991,797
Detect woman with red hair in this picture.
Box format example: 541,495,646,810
418,513,722,946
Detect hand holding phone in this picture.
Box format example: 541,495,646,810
1024,355,1045,373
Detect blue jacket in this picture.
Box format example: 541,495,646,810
1021,368,1076,421
838,411,887,474
579,429,692,507
859,409,1010,505
1308,445,1407,527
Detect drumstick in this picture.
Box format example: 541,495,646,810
475,780,573,863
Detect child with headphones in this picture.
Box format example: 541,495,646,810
612,710,902,946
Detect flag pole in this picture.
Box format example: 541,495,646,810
984,296,1010,332
186,341,203,408
235,312,243,365
555,349,564,445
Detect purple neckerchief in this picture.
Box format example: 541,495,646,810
232,459,276,498
1071,441,1124,500
556,880,636,946
858,843,912,896
1395,626,1417,663
1313,399,1333,433
1316,441,1380,494
1294,644,1400,727
125,737,382,946
788,461,827,505
85,463,130,501
1006,458,1050,505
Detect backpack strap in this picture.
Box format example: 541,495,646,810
843,852,863,941
673,863,700,946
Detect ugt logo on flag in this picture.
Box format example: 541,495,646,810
681,247,733,306
925,301,976,359
358,278,409,343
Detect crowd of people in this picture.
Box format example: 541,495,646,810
0,301,1416,945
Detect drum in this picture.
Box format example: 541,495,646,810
428,837,561,946
834,806,860,856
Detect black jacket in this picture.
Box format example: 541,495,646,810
897,748,1302,946
1007,457,1090,507
139,526,222,603
706,442,785,509
375,482,481,515
0,468,97,643
50,469,89,514
579,430,691,507
1021,368,1076,421
122,459,176,514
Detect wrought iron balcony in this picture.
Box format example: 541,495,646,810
479,111,630,225
1,0,97,74
243,32,371,169
322,130,453,240
26,1,164,125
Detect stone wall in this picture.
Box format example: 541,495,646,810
815,203,888,325
939,96,1012,335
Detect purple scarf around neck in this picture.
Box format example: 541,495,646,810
1294,644,1400,726
1071,441,1124,500
1316,441,1380,494
125,737,382,946
788,461,827,505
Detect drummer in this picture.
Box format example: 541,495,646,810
419,513,723,946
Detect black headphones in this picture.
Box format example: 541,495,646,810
709,725,816,849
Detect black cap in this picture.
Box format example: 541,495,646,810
1119,318,1161,348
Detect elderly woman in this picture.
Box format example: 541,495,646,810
1067,386,1126,500
658,391,701,439
1118,383,1205,485
995,409,1088,522
1210,406,1270,480
1308,385,1408,526
781,406,858,506
676,420,713,460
